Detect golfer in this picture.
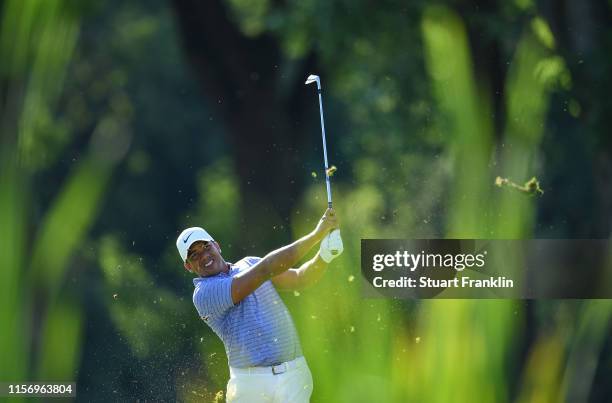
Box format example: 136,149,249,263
176,208,343,402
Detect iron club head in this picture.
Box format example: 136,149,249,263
305,74,321,89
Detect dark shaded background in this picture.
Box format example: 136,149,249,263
1,0,611,401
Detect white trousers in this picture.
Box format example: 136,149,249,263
226,356,313,403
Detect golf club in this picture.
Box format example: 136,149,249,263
306,74,342,256
305,74,333,208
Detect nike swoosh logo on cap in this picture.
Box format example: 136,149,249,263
183,232,194,243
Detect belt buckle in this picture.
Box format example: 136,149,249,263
272,363,287,375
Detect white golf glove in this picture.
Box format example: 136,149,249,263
319,229,343,263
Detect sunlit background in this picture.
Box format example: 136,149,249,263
1,0,611,401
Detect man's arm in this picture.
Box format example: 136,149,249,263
271,253,329,291
273,228,343,290
230,208,337,303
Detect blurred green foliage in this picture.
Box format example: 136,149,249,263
0,0,610,402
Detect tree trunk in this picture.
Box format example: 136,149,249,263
170,0,317,248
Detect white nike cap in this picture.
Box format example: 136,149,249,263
176,227,214,262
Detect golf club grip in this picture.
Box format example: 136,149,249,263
325,175,333,207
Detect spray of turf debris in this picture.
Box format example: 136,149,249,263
312,165,337,179
495,176,543,195
213,390,224,402
326,165,337,177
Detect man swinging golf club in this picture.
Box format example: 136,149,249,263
177,209,342,402
176,75,342,402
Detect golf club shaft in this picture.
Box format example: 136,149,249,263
316,88,333,208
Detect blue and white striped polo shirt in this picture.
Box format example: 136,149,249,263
192,256,303,368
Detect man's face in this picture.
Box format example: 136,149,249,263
184,240,225,277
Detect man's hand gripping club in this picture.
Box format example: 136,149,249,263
230,208,342,302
